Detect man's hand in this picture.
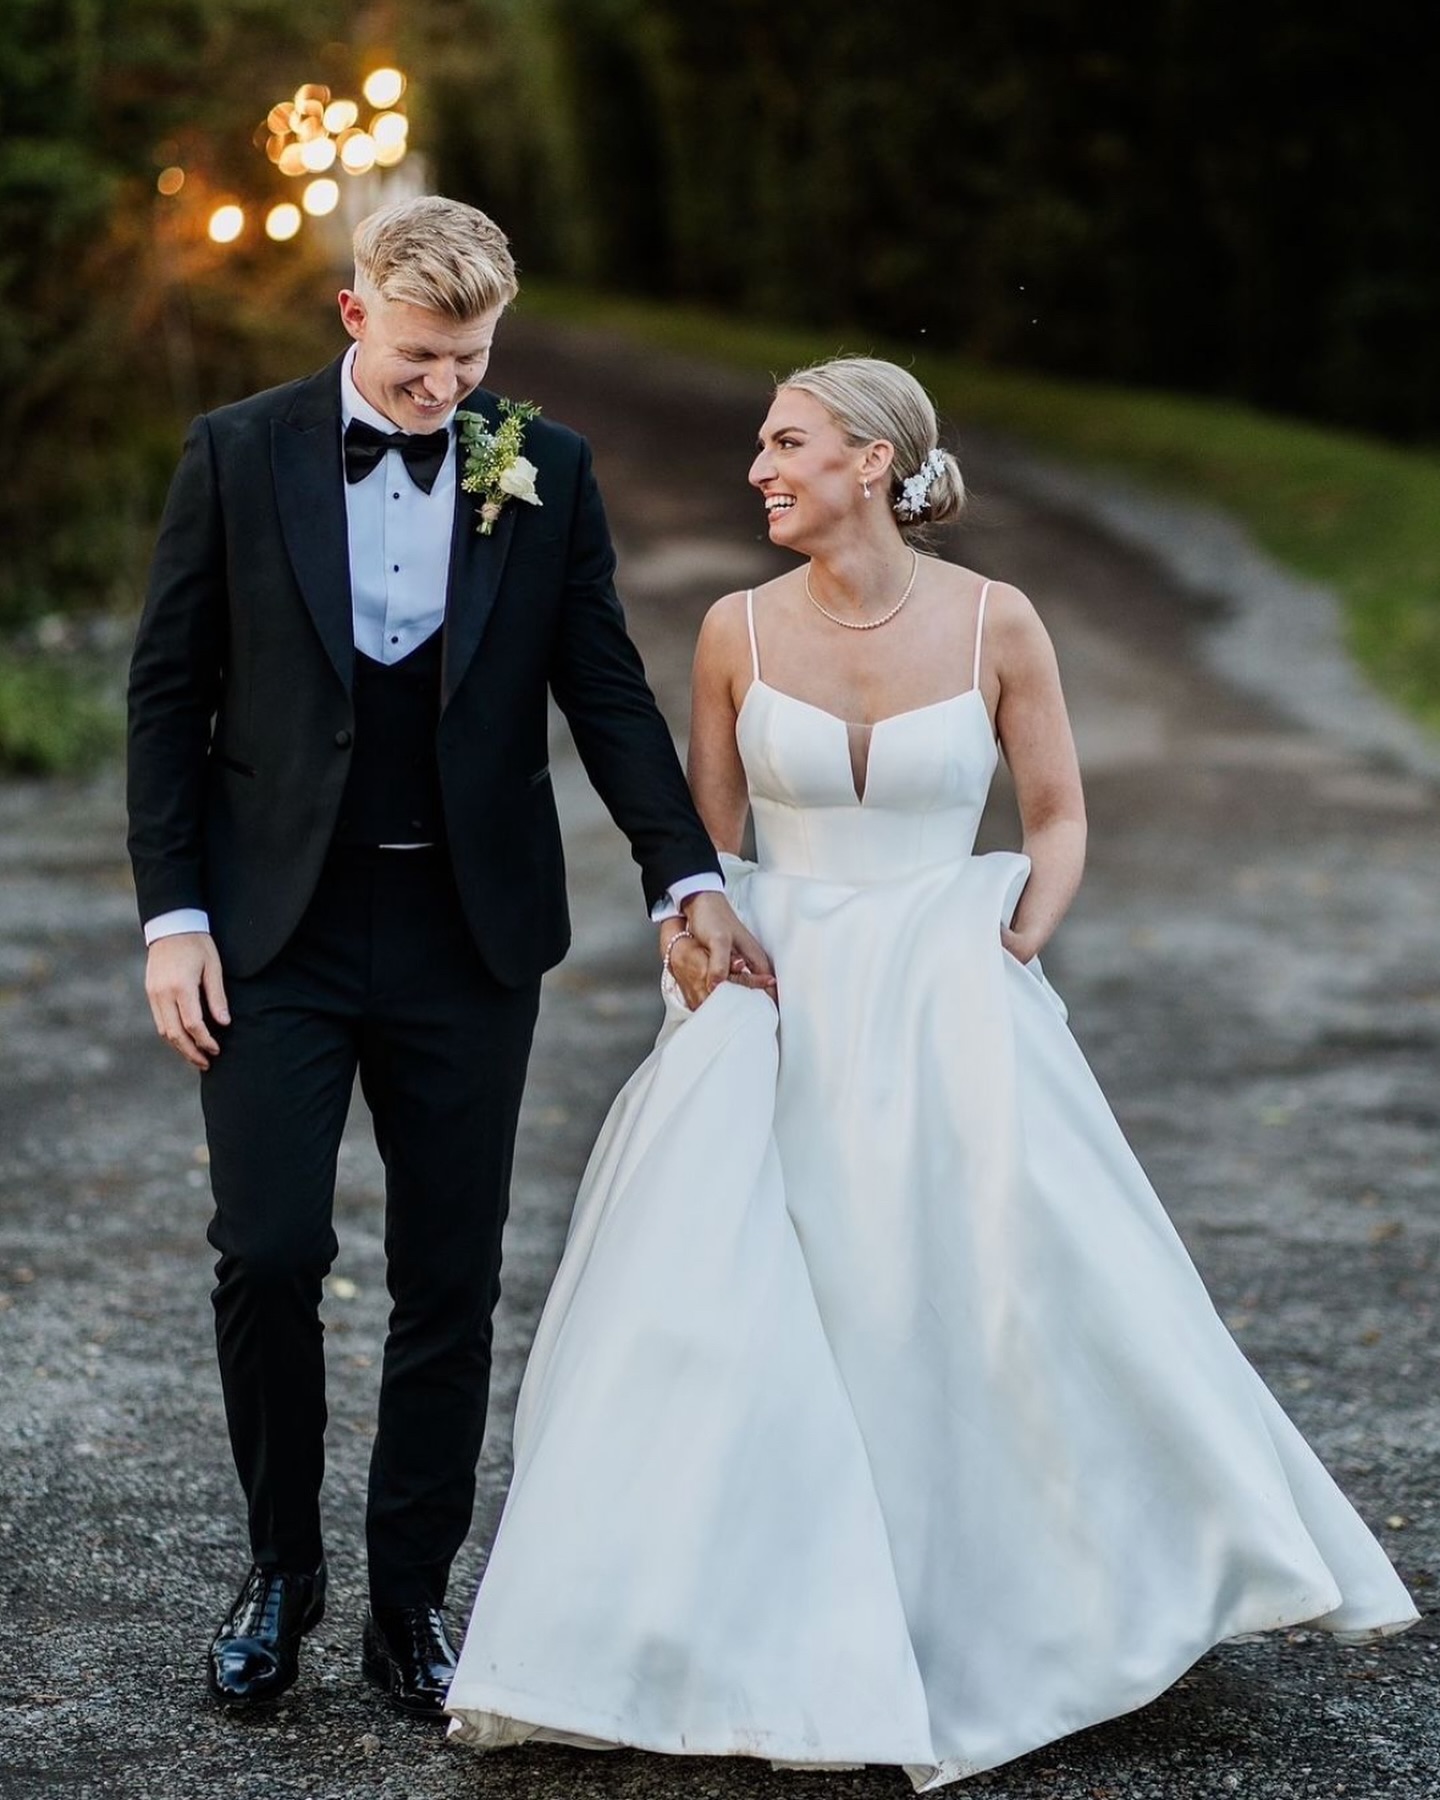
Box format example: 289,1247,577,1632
679,891,775,1000
145,932,230,1070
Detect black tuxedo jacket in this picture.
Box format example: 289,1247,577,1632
127,356,720,985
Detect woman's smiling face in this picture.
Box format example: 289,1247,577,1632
749,388,874,545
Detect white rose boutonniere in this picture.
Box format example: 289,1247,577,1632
457,399,542,534
497,455,540,505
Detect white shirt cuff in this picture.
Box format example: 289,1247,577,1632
144,908,212,945
650,871,725,923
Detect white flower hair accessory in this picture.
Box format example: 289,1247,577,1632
895,448,946,521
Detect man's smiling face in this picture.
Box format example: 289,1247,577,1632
339,286,504,432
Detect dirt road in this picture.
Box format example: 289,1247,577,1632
1,317,1435,1798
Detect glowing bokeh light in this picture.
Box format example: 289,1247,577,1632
302,178,340,217
339,131,377,174
208,204,245,245
370,111,409,149
265,203,302,242
300,136,337,172
156,166,185,197
362,68,405,108
252,74,416,245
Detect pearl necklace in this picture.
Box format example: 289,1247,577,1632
804,550,920,631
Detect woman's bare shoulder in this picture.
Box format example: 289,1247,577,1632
696,589,752,658
694,588,767,695
975,577,1049,644
701,587,751,629
699,575,796,654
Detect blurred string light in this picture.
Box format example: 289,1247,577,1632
371,112,409,167
362,68,405,108
266,203,302,242
260,78,409,182
156,70,411,251
301,136,337,172
339,131,377,174
208,204,245,244
303,178,340,217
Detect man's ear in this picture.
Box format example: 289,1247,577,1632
337,289,367,342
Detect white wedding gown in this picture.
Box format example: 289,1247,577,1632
446,587,1416,1785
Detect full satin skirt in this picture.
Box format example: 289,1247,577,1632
446,850,1416,1785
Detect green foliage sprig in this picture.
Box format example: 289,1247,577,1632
458,399,542,533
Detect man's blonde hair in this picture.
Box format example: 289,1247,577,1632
352,196,518,321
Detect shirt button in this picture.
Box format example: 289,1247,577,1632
334,729,352,749
390,635,400,645
392,491,401,499
393,564,400,572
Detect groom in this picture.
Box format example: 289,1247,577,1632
127,195,766,1715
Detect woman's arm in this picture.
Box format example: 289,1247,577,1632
686,594,754,854
659,596,756,1009
990,586,1087,962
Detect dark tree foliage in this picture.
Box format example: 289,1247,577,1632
0,0,354,627
425,0,1440,440
3,0,1431,630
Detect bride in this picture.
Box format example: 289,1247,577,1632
444,357,1416,1785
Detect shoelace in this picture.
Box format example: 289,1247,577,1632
391,1608,451,1667
233,1569,291,1637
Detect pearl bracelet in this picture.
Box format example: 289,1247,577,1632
661,924,694,983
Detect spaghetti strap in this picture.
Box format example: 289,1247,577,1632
745,589,761,682
972,580,991,691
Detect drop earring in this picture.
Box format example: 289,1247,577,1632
862,480,872,500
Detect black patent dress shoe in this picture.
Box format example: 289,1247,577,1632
207,1562,327,1709
361,1604,458,1717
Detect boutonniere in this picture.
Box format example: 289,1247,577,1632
457,399,542,534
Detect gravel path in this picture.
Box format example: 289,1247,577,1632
0,317,1434,1798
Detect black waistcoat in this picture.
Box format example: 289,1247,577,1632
333,630,446,846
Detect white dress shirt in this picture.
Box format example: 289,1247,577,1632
340,346,455,665
143,351,720,942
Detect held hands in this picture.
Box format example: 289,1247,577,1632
659,892,775,1013
145,932,230,1070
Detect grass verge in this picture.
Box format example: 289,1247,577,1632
0,656,122,776
518,285,1440,734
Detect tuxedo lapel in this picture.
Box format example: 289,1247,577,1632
272,358,353,692
442,394,517,708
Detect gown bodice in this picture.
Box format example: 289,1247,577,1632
737,682,997,885
734,584,998,887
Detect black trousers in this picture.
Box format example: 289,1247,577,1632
200,846,540,1608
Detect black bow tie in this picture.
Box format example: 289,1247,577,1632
343,418,451,493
